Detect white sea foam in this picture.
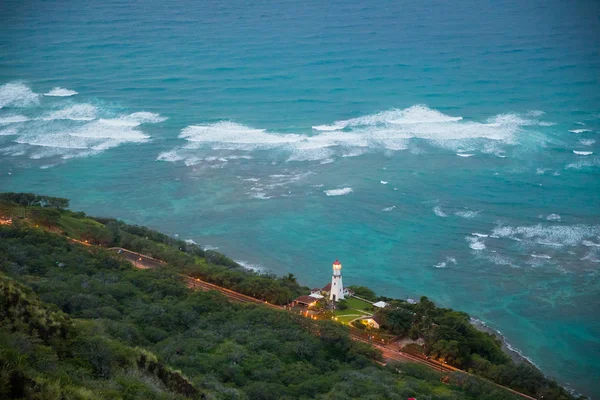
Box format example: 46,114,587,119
324,187,353,196
546,214,561,221
6,108,157,161
566,157,600,170
531,254,552,259
0,82,40,108
249,191,273,200
472,233,489,238
382,205,396,212
42,104,97,121
0,127,19,136
433,205,447,217
579,139,595,146
569,129,591,133
320,158,335,164
235,260,264,272
0,115,30,124
380,180,388,185
43,87,78,97
455,210,480,219
160,105,551,166
157,150,185,162
469,318,539,367
123,111,167,124
527,110,545,117
582,240,600,247
573,150,593,156
434,257,457,268
312,123,345,131
492,224,600,247
456,153,474,157
184,239,197,245
467,236,486,250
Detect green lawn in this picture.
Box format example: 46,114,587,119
344,296,373,312
333,296,374,324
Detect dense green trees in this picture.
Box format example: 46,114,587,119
0,194,583,399
0,224,524,400
0,192,69,211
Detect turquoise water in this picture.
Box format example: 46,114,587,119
1,0,599,395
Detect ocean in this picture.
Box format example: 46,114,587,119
1,0,599,396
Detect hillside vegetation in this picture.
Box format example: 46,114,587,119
0,193,583,399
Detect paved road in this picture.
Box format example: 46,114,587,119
108,247,165,269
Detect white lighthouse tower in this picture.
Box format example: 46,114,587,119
329,259,345,302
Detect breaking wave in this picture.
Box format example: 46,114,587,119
324,187,353,196
455,210,480,219
42,104,97,121
44,87,78,97
158,105,553,166
0,82,164,163
0,115,30,124
433,205,447,217
492,224,600,247
0,82,40,108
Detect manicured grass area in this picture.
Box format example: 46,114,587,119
344,296,373,312
337,314,364,324
333,296,374,324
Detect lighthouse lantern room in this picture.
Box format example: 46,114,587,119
329,259,345,302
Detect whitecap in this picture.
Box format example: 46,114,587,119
249,191,273,200
382,205,395,212
235,260,265,272
122,111,167,124
312,123,346,131
457,153,474,157
0,127,19,136
42,104,97,121
531,254,552,259
320,158,335,164
580,139,595,146
324,187,353,196
157,150,185,163
492,224,600,247
160,105,552,166
566,158,600,170
0,115,30,124
380,180,388,185
573,150,593,156
472,233,488,238
433,205,447,217
434,262,447,268
43,87,78,97
546,214,561,221
582,240,600,247
569,129,591,133
467,237,486,250
527,110,545,117
0,82,40,108
455,210,480,219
